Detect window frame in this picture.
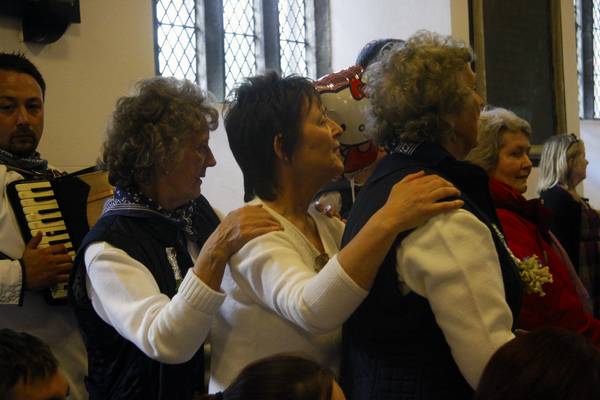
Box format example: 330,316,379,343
576,0,599,119
153,0,331,101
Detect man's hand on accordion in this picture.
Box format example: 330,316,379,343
20,232,74,290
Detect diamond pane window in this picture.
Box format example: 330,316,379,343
593,0,600,117
223,0,257,98
279,0,308,77
575,0,584,118
155,0,198,82
154,0,326,100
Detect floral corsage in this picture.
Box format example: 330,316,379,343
492,225,553,296
515,254,553,296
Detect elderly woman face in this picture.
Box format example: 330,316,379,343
490,130,533,193
447,64,485,159
154,126,216,209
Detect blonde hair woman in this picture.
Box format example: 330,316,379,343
538,134,600,316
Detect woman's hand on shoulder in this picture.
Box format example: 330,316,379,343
208,205,283,261
193,205,282,289
379,171,464,234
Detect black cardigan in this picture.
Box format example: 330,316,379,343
540,185,581,269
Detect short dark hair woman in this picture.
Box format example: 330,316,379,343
208,71,463,392
69,77,281,400
340,31,522,399
202,355,344,400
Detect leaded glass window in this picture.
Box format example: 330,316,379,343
593,0,600,116
575,0,600,119
223,0,257,98
278,0,307,76
575,0,584,118
155,0,198,82
153,0,327,100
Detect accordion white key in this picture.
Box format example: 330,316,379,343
7,168,113,304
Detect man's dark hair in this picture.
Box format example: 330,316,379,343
355,38,404,68
0,52,46,97
224,71,320,202
0,329,58,398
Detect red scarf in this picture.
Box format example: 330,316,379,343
488,179,552,237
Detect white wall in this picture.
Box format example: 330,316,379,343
581,121,600,208
0,0,155,172
201,113,245,213
330,0,452,71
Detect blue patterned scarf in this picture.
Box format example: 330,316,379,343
103,186,203,242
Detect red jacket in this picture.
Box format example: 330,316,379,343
490,179,600,346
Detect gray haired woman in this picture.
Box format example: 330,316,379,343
69,77,281,400
341,31,522,400
538,134,600,316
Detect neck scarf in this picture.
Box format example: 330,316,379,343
489,178,552,237
0,147,50,174
104,186,203,243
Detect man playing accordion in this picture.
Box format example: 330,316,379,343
0,52,87,399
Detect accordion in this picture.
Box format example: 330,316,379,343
7,167,113,304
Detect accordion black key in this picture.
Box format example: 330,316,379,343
7,168,113,304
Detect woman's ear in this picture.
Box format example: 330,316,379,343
273,134,289,162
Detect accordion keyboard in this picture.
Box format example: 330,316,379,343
15,180,74,300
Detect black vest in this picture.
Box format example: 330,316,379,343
340,143,522,400
69,196,219,400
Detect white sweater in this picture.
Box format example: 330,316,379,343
209,200,368,392
84,239,226,364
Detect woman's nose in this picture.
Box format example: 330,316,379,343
328,117,343,138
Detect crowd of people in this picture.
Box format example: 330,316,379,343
2,29,600,400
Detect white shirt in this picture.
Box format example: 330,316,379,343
209,200,368,393
395,209,515,388
0,165,88,400
84,238,226,364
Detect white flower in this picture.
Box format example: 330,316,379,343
517,255,553,297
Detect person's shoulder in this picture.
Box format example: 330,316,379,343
406,208,488,244
541,186,580,214
0,165,25,187
541,185,571,202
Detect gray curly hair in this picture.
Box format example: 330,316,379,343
364,30,474,149
466,107,531,172
100,77,218,188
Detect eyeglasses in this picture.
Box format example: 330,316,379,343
567,133,580,143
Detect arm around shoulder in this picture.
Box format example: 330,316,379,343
229,231,367,334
